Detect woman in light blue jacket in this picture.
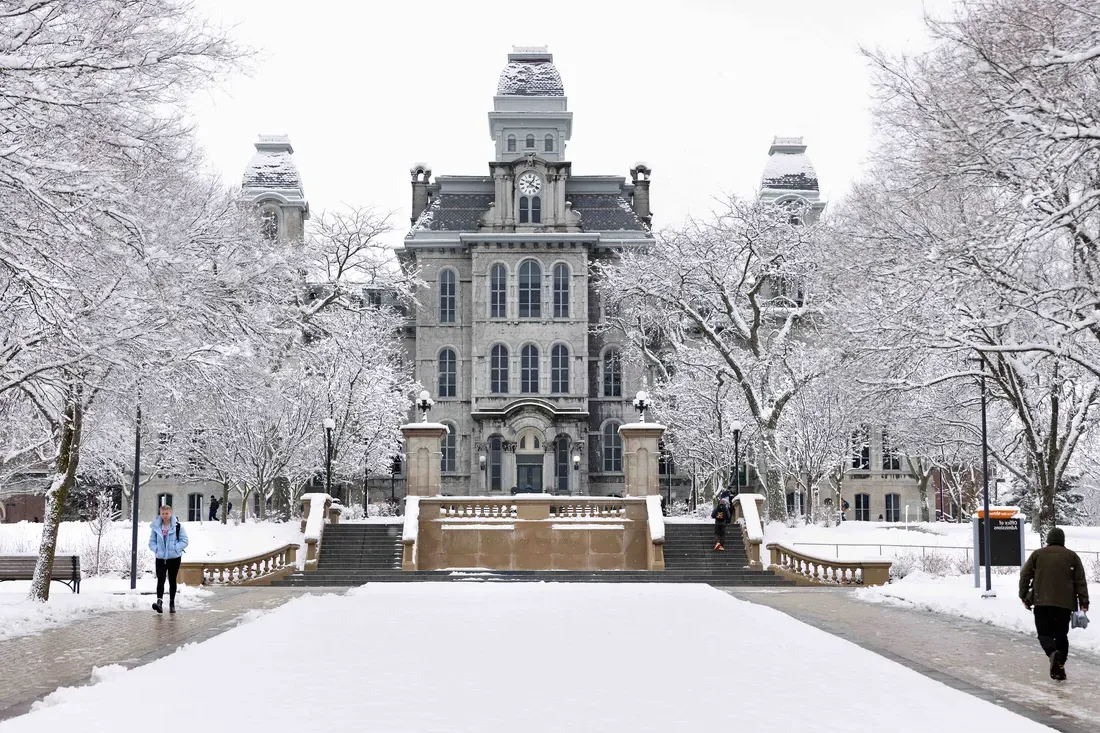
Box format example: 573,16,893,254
148,504,189,613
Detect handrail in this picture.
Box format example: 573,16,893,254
645,495,665,571
402,496,421,570
179,543,298,587
767,543,891,586
301,493,333,571
733,494,765,569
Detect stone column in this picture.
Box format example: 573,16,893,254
619,423,665,497
401,422,448,497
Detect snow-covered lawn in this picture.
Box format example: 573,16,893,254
1,584,1055,732
855,573,1099,655
0,520,298,641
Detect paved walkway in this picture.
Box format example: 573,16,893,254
726,587,1100,733
0,587,323,721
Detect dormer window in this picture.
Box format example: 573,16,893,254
544,135,553,152
507,135,516,153
260,207,278,241
525,134,535,149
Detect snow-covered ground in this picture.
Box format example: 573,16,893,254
856,573,1099,655
0,520,299,640
0,584,1055,732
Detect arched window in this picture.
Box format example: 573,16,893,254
525,134,535,149
532,196,541,224
157,493,173,508
441,424,456,473
490,345,509,394
489,436,503,491
519,196,542,225
260,208,278,241
603,422,623,473
439,269,456,324
507,135,516,152
555,436,570,493
885,493,901,522
854,493,871,522
519,261,541,318
603,349,622,397
544,134,554,152
521,344,540,394
438,349,456,398
551,344,569,394
519,195,528,224
490,264,507,318
553,264,569,318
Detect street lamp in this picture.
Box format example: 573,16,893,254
129,403,142,590
572,454,580,471
417,390,434,422
975,358,995,598
731,420,743,496
633,390,652,423
323,418,336,497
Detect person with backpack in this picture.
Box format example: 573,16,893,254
711,496,732,551
148,503,189,614
1020,527,1090,680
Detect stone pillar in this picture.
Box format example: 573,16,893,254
619,423,665,497
401,422,448,497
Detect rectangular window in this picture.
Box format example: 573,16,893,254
521,346,539,394
187,494,202,522
490,265,506,318
882,430,901,471
851,427,870,470
556,439,570,492
490,347,509,394
439,270,456,324
551,346,569,394
490,438,502,491
855,494,870,522
553,265,569,318
885,494,900,522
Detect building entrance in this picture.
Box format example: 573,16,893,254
516,457,543,492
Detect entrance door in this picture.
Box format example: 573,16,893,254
516,462,543,492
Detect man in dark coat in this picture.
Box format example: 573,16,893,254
1020,527,1090,680
711,497,732,551
208,495,219,522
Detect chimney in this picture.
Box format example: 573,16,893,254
410,164,432,224
630,164,652,225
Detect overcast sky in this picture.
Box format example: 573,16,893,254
191,0,957,244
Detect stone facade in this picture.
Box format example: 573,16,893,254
398,48,654,497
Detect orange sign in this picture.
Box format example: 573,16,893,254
975,509,1019,519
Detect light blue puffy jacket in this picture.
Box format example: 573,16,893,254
148,516,189,560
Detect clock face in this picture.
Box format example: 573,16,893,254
517,172,542,196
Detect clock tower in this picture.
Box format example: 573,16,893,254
482,47,580,232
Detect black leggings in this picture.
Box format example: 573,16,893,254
1034,606,1072,660
156,557,181,602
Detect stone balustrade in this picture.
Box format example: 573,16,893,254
300,493,333,571
767,543,892,586
404,494,656,571
179,543,298,587
733,494,765,569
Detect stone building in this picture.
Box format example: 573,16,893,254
397,47,654,497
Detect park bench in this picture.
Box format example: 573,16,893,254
0,555,81,593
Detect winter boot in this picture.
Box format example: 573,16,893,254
169,600,176,614
152,598,163,614
1050,651,1067,681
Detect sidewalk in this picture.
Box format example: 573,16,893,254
726,587,1100,733
0,587,321,721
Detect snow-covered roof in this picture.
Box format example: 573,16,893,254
242,135,303,192
497,48,564,96
761,136,819,192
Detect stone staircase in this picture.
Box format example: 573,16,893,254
272,522,793,587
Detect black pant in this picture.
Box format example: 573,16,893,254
156,557,181,602
1034,606,1072,660
714,522,726,542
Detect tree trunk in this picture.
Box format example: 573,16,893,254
757,434,787,521
917,474,931,523
30,391,83,602
1037,474,1057,544
221,481,229,525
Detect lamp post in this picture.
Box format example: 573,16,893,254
633,390,652,422
976,358,995,597
417,390,434,422
479,451,486,491
731,420,743,496
323,418,335,497
129,404,142,591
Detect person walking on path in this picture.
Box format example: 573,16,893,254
1019,527,1090,680
208,495,219,522
148,504,189,614
711,496,732,551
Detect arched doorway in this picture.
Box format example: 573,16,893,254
515,428,544,492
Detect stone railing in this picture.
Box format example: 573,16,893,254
645,495,665,571
300,493,335,571
179,543,298,587
405,494,651,571
733,494,765,569
767,543,892,586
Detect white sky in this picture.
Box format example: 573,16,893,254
191,0,958,244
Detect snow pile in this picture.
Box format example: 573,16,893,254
645,495,664,543
856,573,1100,655
734,494,765,542
0,579,210,642
0,584,1054,732
33,665,130,711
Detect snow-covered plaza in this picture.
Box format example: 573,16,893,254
0,583,1059,733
